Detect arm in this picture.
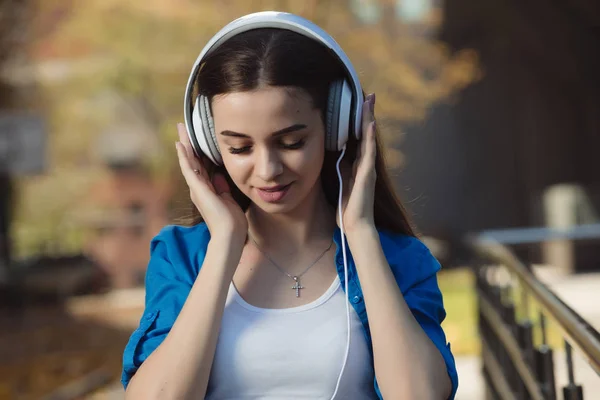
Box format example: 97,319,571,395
124,233,244,400
346,225,455,400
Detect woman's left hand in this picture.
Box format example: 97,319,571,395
338,93,377,233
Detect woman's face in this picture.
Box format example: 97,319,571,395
211,86,326,214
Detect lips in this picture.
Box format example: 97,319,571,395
258,184,289,192
255,183,292,203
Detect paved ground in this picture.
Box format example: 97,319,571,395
454,356,484,400
534,266,600,331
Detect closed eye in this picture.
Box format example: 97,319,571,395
228,138,306,154
281,139,305,150
228,145,251,154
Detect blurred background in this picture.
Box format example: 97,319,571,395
1,0,599,399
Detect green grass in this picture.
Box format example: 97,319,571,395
437,267,566,357
438,268,480,356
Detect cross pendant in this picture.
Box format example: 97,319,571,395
291,276,304,298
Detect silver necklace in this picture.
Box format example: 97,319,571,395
249,235,334,298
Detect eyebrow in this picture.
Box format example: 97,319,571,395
219,124,307,138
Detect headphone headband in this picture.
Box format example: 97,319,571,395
183,11,364,151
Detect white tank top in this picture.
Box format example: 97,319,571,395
205,276,378,400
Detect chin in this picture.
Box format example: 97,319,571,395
250,196,301,214
255,203,295,214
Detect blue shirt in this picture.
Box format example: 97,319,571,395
122,223,459,399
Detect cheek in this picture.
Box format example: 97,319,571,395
221,155,252,186
288,140,325,177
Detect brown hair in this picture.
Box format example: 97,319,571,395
179,28,415,236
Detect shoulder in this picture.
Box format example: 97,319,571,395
147,222,211,282
377,229,433,266
151,222,211,250
377,230,441,292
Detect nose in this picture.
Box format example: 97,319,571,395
255,146,283,182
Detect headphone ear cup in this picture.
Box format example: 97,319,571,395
325,80,341,152
193,95,223,165
201,95,222,164
325,79,352,151
191,96,207,157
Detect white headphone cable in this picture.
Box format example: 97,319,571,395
329,144,351,400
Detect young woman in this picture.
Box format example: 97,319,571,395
122,13,458,400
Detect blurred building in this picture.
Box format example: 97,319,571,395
80,166,172,288
397,0,600,269
79,121,173,288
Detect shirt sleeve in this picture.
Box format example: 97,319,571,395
403,246,459,400
121,228,195,389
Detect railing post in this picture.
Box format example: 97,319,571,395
519,291,535,368
517,321,534,399
535,314,557,400
562,341,584,400
469,237,600,400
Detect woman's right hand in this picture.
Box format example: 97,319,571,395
176,123,248,242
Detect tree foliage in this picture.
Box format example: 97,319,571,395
12,0,478,257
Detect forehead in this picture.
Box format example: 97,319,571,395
211,87,318,135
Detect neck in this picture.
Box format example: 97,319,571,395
246,182,335,254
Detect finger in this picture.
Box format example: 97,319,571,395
364,120,377,167
177,123,199,166
354,121,377,183
362,93,375,137
177,123,191,148
176,141,210,190
177,123,209,178
175,141,197,183
358,94,375,162
177,122,194,149
177,123,203,171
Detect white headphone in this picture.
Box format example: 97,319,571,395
183,11,363,399
183,11,364,164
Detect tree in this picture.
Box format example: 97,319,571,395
12,0,479,257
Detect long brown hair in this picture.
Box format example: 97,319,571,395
179,28,415,236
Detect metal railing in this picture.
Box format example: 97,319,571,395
468,234,600,400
